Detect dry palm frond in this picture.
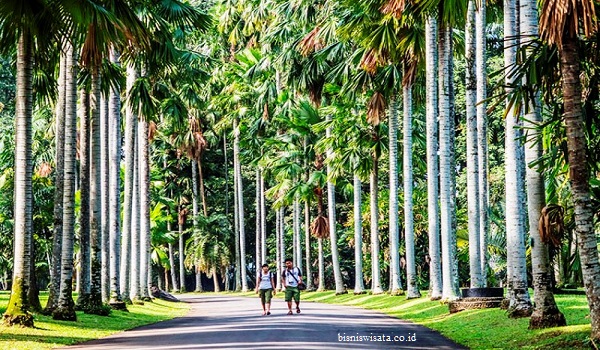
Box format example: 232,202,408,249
299,26,322,57
148,121,157,142
539,0,597,47
380,0,405,18
178,207,189,226
402,57,418,87
263,103,269,121
360,49,383,75
311,215,329,239
314,154,324,170
36,162,52,177
538,204,565,247
367,91,386,126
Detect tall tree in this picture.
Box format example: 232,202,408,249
504,0,533,317
466,0,483,288
425,16,442,300
539,0,600,339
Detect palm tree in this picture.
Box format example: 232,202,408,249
53,40,78,321
45,46,66,315
438,21,460,301
504,0,533,317
465,0,483,288
388,95,403,296
425,16,442,300
476,0,489,285
108,48,125,309
521,0,565,328
539,0,600,339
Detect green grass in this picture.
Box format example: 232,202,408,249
267,290,591,350
0,292,190,350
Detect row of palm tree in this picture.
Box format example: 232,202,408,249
0,0,599,343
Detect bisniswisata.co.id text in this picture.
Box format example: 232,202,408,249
338,333,417,342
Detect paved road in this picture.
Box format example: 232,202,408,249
65,294,466,349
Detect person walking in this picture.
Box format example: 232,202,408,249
282,258,303,315
255,264,275,316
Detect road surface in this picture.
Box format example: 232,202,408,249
65,294,466,349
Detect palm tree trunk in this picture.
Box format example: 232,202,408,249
191,159,203,292
370,152,383,294
178,207,186,293
388,96,402,295
108,48,124,308
255,170,261,273
304,200,312,290
233,118,248,291
130,136,141,302
120,64,137,303
520,0,565,329
168,243,179,292
76,86,92,310
53,40,78,321
88,64,105,313
100,93,110,302
4,30,35,327
294,198,302,273
261,171,267,266
326,115,344,294
276,208,282,290
353,175,365,294
138,118,151,299
403,84,419,298
232,126,241,292
46,46,66,314
425,17,442,301
318,238,325,291
439,23,460,301
504,0,533,317
476,0,489,286
466,0,483,288
560,38,600,340
212,266,220,292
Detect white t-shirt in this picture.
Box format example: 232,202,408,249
283,267,302,287
258,271,273,290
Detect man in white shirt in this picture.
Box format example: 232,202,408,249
282,258,303,315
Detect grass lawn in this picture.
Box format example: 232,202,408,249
257,290,591,350
0,291,190,350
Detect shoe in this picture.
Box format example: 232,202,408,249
287,310,293,315
266,311,271,315
296,307,301,314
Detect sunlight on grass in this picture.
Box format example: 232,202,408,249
0,291,190,350
291,289,593,349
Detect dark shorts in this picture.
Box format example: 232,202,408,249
285,286,300,302
259,288,273,304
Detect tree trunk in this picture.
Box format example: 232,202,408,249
53,40,77,321
304,200,312,290
560,38,600,340
138,118,151,299
121,64,137,303
425,17,442,301
504,0,533,317
46,45,66,314
255,169,261,275
168,243,179,292
353,175,365,294
520,0,565,329
370,153,383,294
388,96,402,295
476,0,490,284
326,115,344,294
178,204,186,293
318,238,325,291
88,64,105,313
233,118,248,292
191,159,202,292
403,83,419,298
261,170,267,266
294,198,302,274
439,23,460,301
100,92,110,303
5,32,34,327
466,0,483,288
76,86,91,310
108,48,124,308
233,124,241,292
130,134,141,302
